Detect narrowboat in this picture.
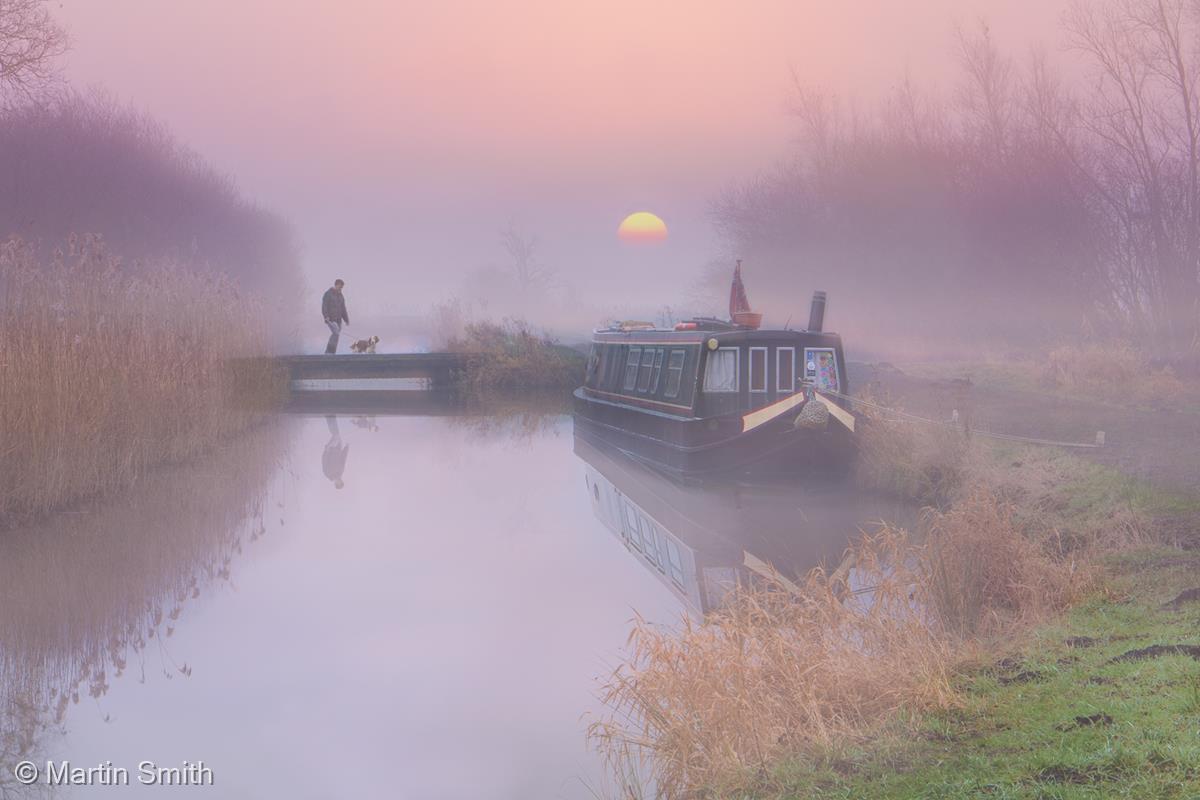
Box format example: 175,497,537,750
573,265,857,478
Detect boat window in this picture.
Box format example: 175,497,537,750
703,347,739,393
649,349,665,393
803,347,840,393
777,347,795,393
749,347,767,392
641,518,663,570
622,500,643,551
636,347,656,392
664,350,686,398
624,347,641,391
665,539,685,587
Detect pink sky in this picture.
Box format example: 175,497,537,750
58,0,1067,322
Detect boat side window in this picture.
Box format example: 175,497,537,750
585,345,601,386
622,500,643,551
641,518,664,572
777,347,795,393
702,347,739,393
636,347,656,392
803,347,840,393
749,347,767,393
664,539,685,587
664,350,686,398
649,349,665,393
624,347,641,391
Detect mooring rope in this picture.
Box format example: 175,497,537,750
815,387,1105,450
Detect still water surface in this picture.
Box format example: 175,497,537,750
0,407,911,798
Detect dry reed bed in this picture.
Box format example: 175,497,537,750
1041,341,1195,407
447,318,583,392
0,236,285,522
592,402,1109,798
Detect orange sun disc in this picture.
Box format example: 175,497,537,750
617,211,668,243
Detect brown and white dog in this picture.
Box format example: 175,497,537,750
349,335,380,354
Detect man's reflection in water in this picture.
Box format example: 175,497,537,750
323,415,350,489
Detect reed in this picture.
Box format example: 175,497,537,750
590,489,1096,798
446,318,584,392
1040,341,1193,407
852,388,970,506
0,235,287,523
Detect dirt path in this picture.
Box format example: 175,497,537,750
848,363,1200,495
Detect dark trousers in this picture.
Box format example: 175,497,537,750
324,320,342,354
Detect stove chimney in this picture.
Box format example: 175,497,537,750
808,290,827,332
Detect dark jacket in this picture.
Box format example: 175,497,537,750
322,442,349,482
321,288,349,324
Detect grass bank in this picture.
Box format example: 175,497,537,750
766,547,1200,799
0,236,287,525
591,396,1200,798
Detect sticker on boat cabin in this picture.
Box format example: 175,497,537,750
804,348,839,393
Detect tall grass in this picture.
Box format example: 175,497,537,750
590,489,1095,797
446,318,584,392
0,235,286,523
1040,341,1194,408
852,388,970,506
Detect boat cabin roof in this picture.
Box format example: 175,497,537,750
592,326,841,345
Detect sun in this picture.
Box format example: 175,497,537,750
617,211,668,243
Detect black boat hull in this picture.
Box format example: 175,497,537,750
572,388,854,479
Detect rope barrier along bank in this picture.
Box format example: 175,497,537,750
817,388,1107,450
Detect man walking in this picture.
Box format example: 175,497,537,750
322,279,350,354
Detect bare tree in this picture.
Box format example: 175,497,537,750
500,222,555,292
955,21,1016,157
1066,0,1200,349
0,0,67,100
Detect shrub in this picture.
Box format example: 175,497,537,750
922,488,1094,637
446,318,583,392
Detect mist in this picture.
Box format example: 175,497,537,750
53,0,1073,339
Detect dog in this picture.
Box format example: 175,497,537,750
349,335,380,354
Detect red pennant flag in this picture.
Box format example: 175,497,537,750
729,260,751,318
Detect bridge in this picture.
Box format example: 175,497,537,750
276,353,472,396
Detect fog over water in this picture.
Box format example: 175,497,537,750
0,410,914,797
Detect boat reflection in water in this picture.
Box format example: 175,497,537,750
575,432,915,616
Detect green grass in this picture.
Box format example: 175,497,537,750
1061,462,1200,519
766,549,1200,799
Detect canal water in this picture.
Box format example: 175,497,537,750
0,406,913,798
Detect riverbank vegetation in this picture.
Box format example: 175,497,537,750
591,401,1199,797
0,94,303,337
713,0,1200,363
900,342,1200,415
444,317,584,392
0,237,288,525
764,548,1200,799
0,89,301,522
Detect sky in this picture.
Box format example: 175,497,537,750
56,0,1068,322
